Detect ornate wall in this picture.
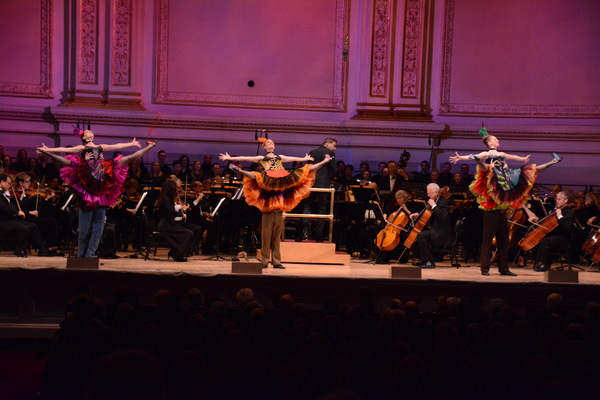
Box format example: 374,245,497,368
0,0,598,190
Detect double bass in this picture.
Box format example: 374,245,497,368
375,205,410,251
403,186,449,249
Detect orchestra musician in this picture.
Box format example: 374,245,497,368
13,172,59,255
187,180,217,255
449,125,562,276
408,183,451,269
0,173,53,257
378,160,405,194
375,190,411,264
219,137,333,269
157,178,197,262
533,191,576,272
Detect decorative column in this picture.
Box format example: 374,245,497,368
354,0,432,120
61,0,144,110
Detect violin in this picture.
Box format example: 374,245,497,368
518,205,566,251
403,186,449,249
375,204,410,251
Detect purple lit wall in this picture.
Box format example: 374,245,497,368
0,0,598,193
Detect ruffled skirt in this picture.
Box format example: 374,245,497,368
469,164,537,211
242,165,316,212
60,154,129,209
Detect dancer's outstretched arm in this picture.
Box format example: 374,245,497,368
219,153,262,163
37,143,84,154
280,154,314,163
308,154,334,172
101,138,141,152
449,151,489,164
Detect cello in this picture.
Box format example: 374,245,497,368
403,186,449,249
582,223,600,263
375,205,410,251
518,205,567,252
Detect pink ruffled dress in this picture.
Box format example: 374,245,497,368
59,146,128,210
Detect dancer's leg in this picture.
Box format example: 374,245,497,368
537,154,561,172
119,141,157,166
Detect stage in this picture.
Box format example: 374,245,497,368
1,250,599,339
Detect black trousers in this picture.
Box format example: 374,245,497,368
480,210,509,273
536,235,568,267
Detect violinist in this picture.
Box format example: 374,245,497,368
374,190,411,264
13,172,59,255
408,183,451,269
534,191,576,272
187,180,217,255
0,174,44,257
107,179,143,252
157,178,197,262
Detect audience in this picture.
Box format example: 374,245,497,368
33,285,599,400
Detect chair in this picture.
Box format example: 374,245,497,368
144,230,170,260
439,217,465,268
143,213,170,261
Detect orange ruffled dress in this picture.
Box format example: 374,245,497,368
469,156,538,211
242,155,316,212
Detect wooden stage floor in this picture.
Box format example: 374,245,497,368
1,250,599,283
1,250,599,338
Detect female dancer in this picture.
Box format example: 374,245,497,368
37,128,156,258
219,138,333,269
449,126,561,276
449,127,561,210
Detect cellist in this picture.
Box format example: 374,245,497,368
374,190,411,264
533,191,576,272
408,183,451,269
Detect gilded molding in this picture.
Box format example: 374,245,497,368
369,0,391,97
0,0,52,98
155,0,347,111
78,0,98,84
112,0,132,86
401,0,422,98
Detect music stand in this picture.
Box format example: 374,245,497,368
203,196,228,261
130,188,160,258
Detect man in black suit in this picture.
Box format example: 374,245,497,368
297,138,337,242
378,160,406,193
409,183,451,269
0,173,38,257
534,191,576,272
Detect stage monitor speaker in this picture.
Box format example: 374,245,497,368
390,265,421,279
232,261,263,275
66,256,100,270
544,269,578,283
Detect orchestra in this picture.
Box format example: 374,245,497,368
1,141,599,272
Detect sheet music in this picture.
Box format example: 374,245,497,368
61,194,74,211
133,191,148,214
211,197,226,217
232,184,244,200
